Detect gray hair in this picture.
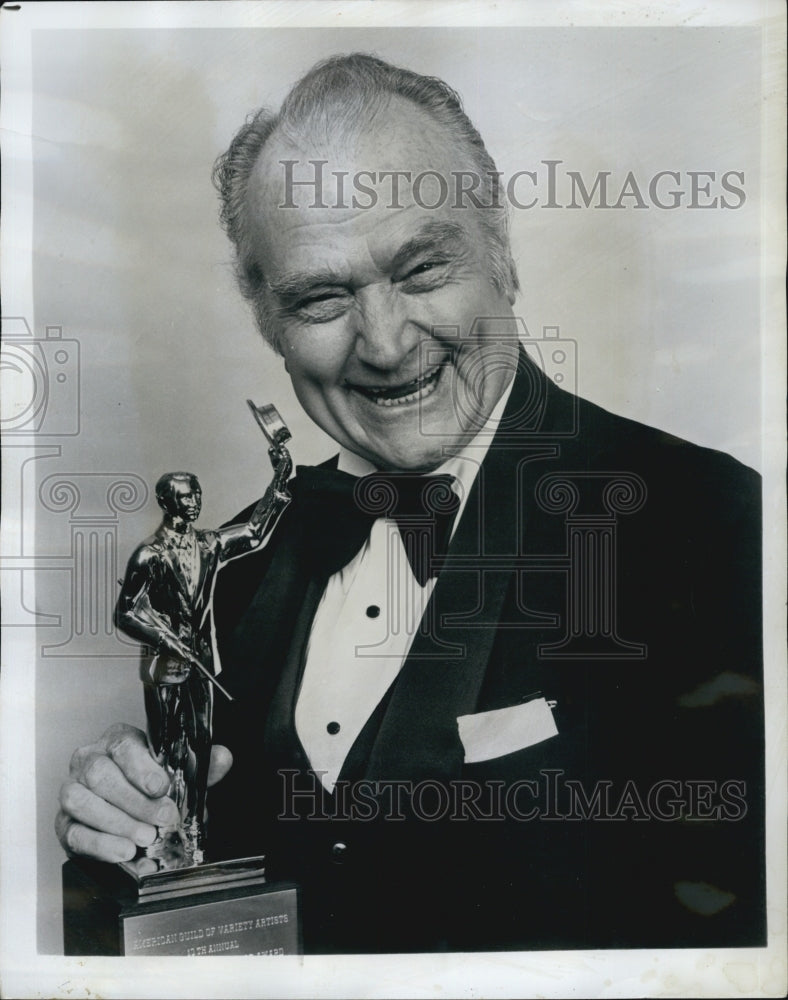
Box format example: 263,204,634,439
212,52,519,351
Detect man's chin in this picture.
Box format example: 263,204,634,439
329,397,485,472
375,456,446,474
359,431,471,474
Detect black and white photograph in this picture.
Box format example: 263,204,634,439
1,2,785,997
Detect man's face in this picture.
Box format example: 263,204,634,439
245,100,518,472
168,481,202,522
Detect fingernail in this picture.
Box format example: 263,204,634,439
136,824,157,847
156,803,177,825
119,841,138,863
145,772,167,795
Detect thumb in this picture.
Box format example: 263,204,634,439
207,744,233,787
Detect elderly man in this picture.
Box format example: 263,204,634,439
56,54,764,953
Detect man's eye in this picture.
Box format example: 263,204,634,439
399,260,450,287
301,291,342,306
290,290,351,323
405,260,445,278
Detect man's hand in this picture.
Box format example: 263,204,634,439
56,723,233,865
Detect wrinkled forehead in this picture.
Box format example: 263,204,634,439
244,99,480,274
254,99,474,214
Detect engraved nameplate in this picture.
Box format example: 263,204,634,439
122,885,299,956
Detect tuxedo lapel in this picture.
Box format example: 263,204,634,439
263,574,329,765
213,517,313,705
366,351,569,782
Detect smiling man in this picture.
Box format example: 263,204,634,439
226,66,521,473
57,53,765,954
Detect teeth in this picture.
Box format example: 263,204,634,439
356,366,443,407
374,373,439,406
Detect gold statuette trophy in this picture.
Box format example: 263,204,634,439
62,403,301,956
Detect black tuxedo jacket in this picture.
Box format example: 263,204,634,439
208,354,765,954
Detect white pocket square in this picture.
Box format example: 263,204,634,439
457,698,558,764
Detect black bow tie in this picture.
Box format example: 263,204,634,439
294,466,460,586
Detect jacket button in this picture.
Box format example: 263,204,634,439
331,841,347,863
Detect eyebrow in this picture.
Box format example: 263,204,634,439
267,265,349,302
267,220,471,303
389,220,470,273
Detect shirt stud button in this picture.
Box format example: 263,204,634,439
326,721,340,735
366,605,380,618
331,841,347,862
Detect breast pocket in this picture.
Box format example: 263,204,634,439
457,697,558,764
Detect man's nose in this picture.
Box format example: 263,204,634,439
352,285,420,370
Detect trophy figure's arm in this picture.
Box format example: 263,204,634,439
215,444,293,562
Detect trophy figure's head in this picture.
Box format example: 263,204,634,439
155,472,203,523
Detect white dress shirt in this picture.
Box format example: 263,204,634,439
295,377,514,791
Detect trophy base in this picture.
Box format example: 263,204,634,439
62,856,300,956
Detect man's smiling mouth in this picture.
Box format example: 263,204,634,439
348,364,445,407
